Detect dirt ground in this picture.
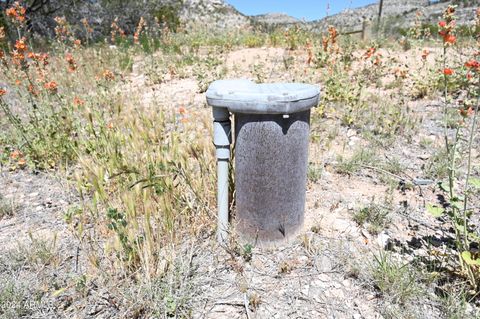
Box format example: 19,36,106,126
1,46,479,318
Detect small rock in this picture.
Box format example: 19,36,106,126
353,314,362,319
376,231,390,247
301,284,310,296
418,153,430,160
317,273,331,282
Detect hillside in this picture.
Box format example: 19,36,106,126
2,0,478,37
180,0,250,29
251,13,300,25
306,0,477,32
0,0,251,38
245,0,479,32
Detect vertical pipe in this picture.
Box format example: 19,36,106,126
212,107,231,245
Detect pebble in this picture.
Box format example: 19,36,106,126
301,284,310,296
418,153,430,160
317,273,331,282
376,231,390,247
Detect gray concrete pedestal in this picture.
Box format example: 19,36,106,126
206,80,320,246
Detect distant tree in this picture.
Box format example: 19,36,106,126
0,0,74,35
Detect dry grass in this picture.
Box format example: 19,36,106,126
0,2,480,317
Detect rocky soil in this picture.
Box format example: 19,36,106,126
1,45,480,318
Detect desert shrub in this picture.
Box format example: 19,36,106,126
154,5,181,32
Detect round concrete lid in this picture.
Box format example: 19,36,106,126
206,79,320,114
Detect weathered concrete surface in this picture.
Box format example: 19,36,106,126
234,110,311,245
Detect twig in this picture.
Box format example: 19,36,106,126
360,164,425,197
244,293,251,319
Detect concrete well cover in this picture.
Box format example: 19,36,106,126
206,79,320,114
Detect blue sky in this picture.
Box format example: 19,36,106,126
225,0,378,21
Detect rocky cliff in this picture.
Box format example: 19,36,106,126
180,0,250,30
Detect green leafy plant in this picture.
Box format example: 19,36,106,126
426,6,480,293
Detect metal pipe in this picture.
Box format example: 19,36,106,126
212,107,231,245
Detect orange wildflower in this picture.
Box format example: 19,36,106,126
444,34,456,44
465,59,480,70
65,53,77,72
322,36,329,52
438,6,456,45
364,47,376,59
178,106,187,115
17,158,27,167
0,88,6,96
44,81,58,93
421,49,430,60
327,26,338,45
28,84,38,96
14,38,27,53
10,150,22,160
39,53,49,66
134,17,146,44
73,96,85,106
443,68,454,76
6,2,26,24
445,6,455,15
110,18,126,42
394,67,408,79
5,8,16,19
459,107,474,118
102,70,115,81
